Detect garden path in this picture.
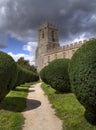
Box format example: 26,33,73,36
22,83,62,130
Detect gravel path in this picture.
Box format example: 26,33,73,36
22,83,62,130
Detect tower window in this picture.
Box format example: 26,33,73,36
52,31,55,42
42,31,44,38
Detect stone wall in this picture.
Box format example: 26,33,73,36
42,38,96,69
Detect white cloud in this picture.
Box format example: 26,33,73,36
23,41,37,53
7,42,37,66
8,52,35,65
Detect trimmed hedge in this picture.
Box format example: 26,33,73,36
0,51,17,101
14,65,39,88
45,59,71,92
69,39,96,116
40,66,48,84
0,51,39,100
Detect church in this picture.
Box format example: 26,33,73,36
35,22,88,72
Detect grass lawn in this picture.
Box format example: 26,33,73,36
41,83,96,130
0,82,35,130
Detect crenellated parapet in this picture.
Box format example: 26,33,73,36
39,21,58,30
45,38,95,55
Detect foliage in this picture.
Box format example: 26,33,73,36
45,59,71,92
0,51,17,101
41,83,96,130
69,39,96,117
29,65,37,74
17,57,29,67
17,57,37,73
85,109,96,125
40,66,48,84
13,65,39,89
0,82,33,130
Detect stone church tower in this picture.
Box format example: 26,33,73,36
35,22,60,72
35,22,89,72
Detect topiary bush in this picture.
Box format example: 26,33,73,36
40,66,48,84
24,69,39,83
14,65,25,87
69,39,96,118
45,59,71,93
0,51,17,101
14,65,39,88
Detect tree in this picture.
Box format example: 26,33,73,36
29,65,37,73
17,57,29,68
17,57,37,73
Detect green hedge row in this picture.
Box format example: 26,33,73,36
14,65,39,88
0,51,17,101
40,59,71,93
0,51,39,101
69,39,96,123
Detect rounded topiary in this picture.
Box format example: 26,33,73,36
40,66,48,84
69,39,96,115
45,59,71,92
0,51,17,101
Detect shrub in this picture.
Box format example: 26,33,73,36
25,70,39,83
0,51,17,101
14,66,25,87
45,59,71,92
14,65,39,88
40,66,48,84
69,39,96,116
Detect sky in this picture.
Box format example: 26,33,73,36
0,0,96,65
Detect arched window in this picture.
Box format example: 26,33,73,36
52,31,55,42
42,31,44,38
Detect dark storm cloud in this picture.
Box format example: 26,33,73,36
0,0,96,47
0,33,7,48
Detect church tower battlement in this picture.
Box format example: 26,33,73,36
38,22,60,52
36,22,60,72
